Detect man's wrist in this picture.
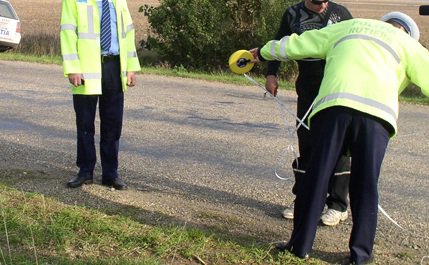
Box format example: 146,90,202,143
257,46,267,62
265,74,278,78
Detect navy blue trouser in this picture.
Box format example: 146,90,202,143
73,57,124,182
294,93,351,212
287,106,390,264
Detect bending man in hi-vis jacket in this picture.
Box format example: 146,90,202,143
251,11,429,264
60,0,141,190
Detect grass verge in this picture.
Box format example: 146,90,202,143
1,52,427,104
0,178,318,265
0,52,294,90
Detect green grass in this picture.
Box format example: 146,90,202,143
0,52,294,90
0,181,318,265
2,52,426,105
0,52,62,65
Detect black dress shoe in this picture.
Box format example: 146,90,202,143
275,241,290,252
102,177,127,190
67,173,93,188
275,242,309,259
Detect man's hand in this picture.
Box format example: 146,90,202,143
249,48,260,63
265,75,278,96
68,73,84,87
127,72,136,87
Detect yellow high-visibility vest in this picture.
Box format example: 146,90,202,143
60,0,141,95
260,18,429,137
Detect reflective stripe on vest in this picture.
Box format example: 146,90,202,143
313,92,398,121
119,13,133,39
78,33,98,39
83,73,102,80
126,24,134,33
121,14,125,39
334,34,400,64
63,5,98,40
87,5,95,36
61,24,77,31
63,53,79,61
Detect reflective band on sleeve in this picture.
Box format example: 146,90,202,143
61,24,77,31
314,92,398,120
334,34,400,64
63,54,79,61
279,36,289,60
270,40,280,60
128,51,137,58
122,71,127,77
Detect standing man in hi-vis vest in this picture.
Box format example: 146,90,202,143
60,0,141,190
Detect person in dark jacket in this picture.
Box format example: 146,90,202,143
265,0,352,226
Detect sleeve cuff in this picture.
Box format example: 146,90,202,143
257,46,267,62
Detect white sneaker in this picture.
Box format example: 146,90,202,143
281,203,294,219
321,208,348,226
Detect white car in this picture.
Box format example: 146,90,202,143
0,0,21,52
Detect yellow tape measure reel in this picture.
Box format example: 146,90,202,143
228,50,255,74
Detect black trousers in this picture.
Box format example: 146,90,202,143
293,93,350,212
73,57,124,181
287,107,390,264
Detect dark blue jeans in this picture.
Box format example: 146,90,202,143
73,57,123,181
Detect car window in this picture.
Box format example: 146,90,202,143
0,2,17,20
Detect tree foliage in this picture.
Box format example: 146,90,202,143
139,0,296,76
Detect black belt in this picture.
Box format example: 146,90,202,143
101,54,119,63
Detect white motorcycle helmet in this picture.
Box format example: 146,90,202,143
381,11,420,41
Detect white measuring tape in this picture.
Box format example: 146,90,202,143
230,49,419,233
241,73,407,231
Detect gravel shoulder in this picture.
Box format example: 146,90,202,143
0,60,428,264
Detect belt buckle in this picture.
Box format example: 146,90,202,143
101,54,112,63
101,54,118,63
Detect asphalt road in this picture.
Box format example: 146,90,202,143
0,60,428,264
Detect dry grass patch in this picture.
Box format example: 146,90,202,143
10,0,159,48
8,0,429,55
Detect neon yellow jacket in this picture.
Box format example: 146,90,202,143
260,18,429,137
60,0,141,95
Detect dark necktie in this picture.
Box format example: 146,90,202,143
100,0,111,51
